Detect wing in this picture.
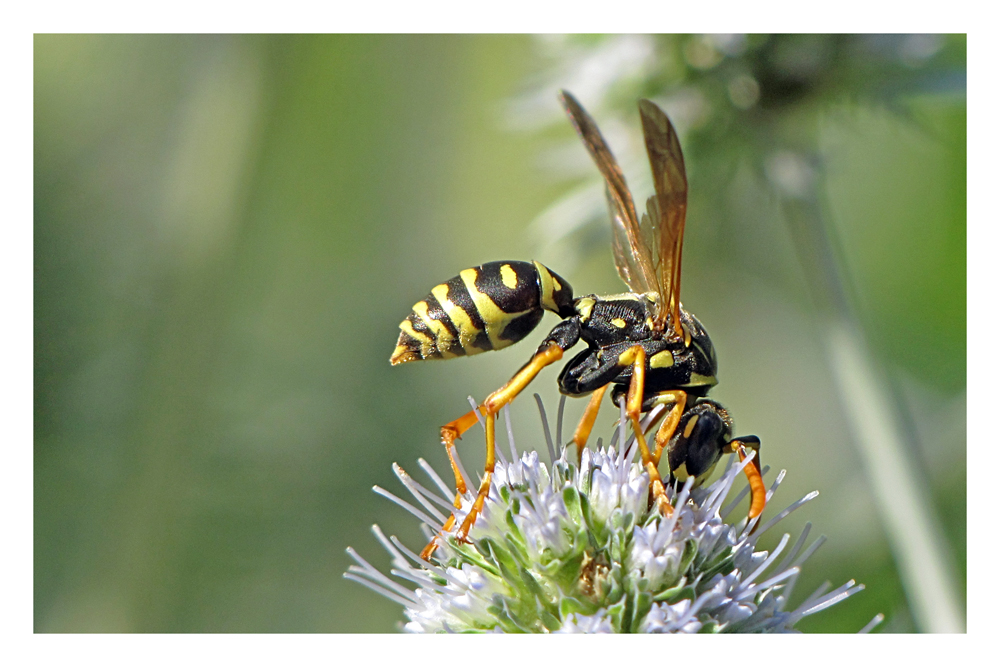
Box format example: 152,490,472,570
559,90,659,299
638,99,688,338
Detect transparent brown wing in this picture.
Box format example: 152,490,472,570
606,186,655,297
559,90,659,299
638,99,688,337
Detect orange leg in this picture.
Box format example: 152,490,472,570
651,390,687,467
641,403,668,436
571,385,609,464
419,413,477,560
421,343,565,560
732,438,766,531
618,346,673,517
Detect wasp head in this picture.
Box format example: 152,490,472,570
667,399,733,486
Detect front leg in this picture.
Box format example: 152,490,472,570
651,390,687,467
731,435,766,529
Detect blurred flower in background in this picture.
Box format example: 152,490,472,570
34,35,964,633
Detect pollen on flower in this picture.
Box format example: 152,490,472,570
345,395,878,633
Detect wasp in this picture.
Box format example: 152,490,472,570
392,91,767,560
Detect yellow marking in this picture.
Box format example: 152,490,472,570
533,260,559,313
575,297,595,321
400,319,435,358
645,391,685,409
686,373,718,387
390,344,418,365
683,414,699,439
500,264,518,289
603,292,644,301
691,337,714,367
611,318,627,328
615,346,646,368
695,461,718,486
650,350,674,369
682,322,692,348
552,275,562,291
413,300,457,355
431,283,482,354
673,462,689,481
461,269,530,350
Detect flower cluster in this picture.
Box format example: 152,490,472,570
346,398,879,633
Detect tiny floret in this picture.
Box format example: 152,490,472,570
346,399,875,633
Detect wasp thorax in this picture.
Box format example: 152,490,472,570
390,260,573,365
676,308,718,386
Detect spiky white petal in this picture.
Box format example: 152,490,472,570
347,402,873,633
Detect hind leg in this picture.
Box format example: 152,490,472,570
421,343,566,559
731,436,766,529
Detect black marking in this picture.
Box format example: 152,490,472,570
474,261,541,314
500,309,544,343
442,275,487,332
407,312,434,339
423,293,460,340
471,329,492,352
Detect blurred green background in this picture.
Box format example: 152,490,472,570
35,34,965,632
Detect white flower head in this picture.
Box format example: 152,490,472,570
346,397,880,633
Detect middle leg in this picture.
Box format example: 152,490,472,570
617,345,674,517
570,384,608,464
731,436,766,529
651,390,688,467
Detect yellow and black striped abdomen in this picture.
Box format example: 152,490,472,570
390,260,573,365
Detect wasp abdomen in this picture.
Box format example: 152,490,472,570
390,260,573,365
